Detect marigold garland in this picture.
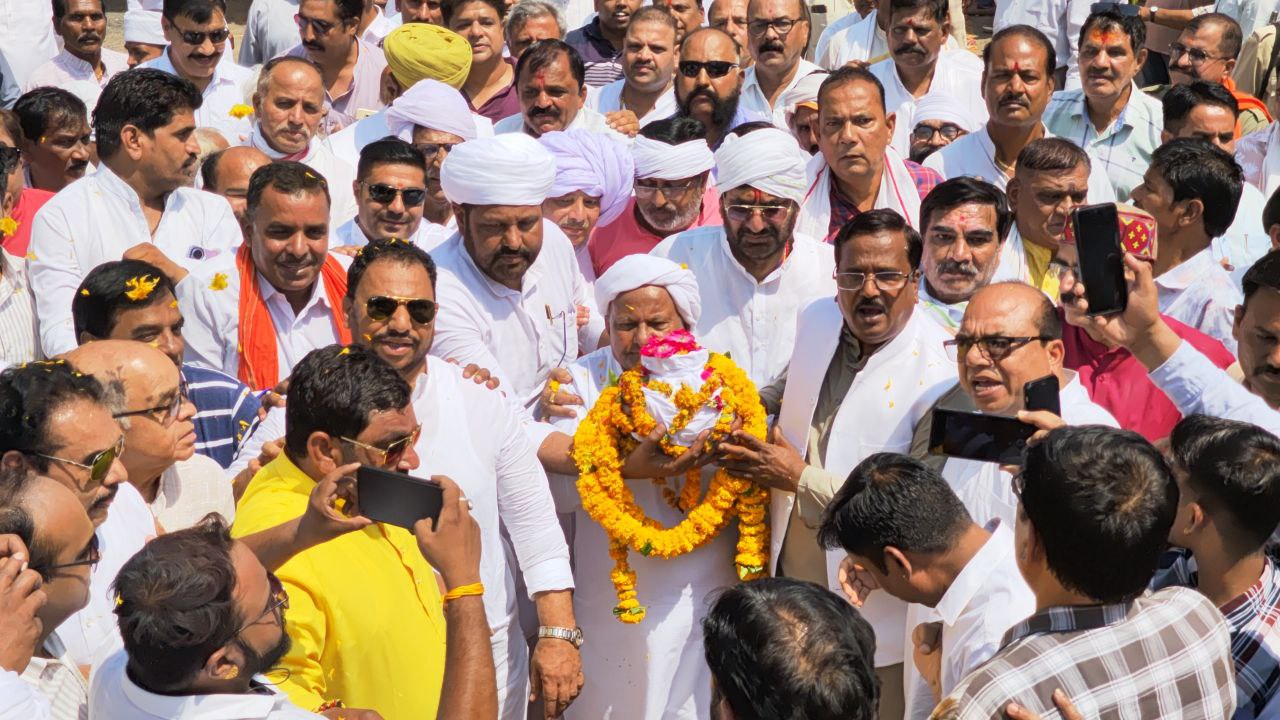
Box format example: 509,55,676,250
572,351,770,624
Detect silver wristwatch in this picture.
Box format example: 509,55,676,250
537,625,585,649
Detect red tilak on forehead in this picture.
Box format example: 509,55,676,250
751,188,763,204
534,69,547,84
1011,61,1022,72
903,17,918,29
1087,28,1124,46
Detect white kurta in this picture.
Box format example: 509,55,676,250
331,215,453,254
775,304,957,668
238,0,303,68
585,79,679,127
493,105,629,142
869,50,987,158
1154,248,1242,355
650,226,836,388
549,348,738,720
1212,179,1270,287
796,145,926,239
412,356,572,720
28,164,243,357
0,0,58,89
140,50,255,145
429,222,604,410
1235,120,1278,200
817,9,962,70
23,49,130,110
739,58,825,129
245,130,360,229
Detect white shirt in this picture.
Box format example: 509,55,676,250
1148,339,1280,436
1155,248,1242,355
1235,121,1276,199
149,454,236,531
429,222,604,410
815,9,881,69
585,79,678,127
23,49,129,110
28,164,243,357
244,128,360,228
0,250,38,371
740,58,824,129
89,649,322,720
239,0,303,68
0,669,50,720
493,104,628,141
922,124,1117,204
870,50,987,157
650,226,836,387
0,0,58,89
19,634,87,720
177,251,353,380
59,483,154,668
141,50,256,145
332,215,452,254
1212,181,1270,287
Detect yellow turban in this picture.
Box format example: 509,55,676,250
383,24,473,91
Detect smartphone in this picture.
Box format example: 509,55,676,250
1072,204,1128,317
1023,375,1061,416
929,408,1035,465
356,465,444,530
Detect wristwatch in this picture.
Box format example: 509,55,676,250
538,625,585,649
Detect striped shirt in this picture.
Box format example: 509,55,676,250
1042,82,1164,201
564,18,624,87
20,633,87,720
1152,549,1280,720
0,249,39,371
182,364,262,469
932,586,1237,719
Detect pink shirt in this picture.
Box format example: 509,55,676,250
1,188,53,257
588,186,721,276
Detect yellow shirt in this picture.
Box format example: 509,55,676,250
1023,240,1060,300
231,455,447,719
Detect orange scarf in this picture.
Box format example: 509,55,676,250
235,244,352,391
1223,76,1274,130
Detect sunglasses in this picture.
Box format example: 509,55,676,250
40,535,101,579
35,435,124,487
176,26,230,46
366,295,437,324
678,60,737,78
294,14,339,36
363,183,428,207
724,204,793,223
235,572,290,637
340,425,422,466
414,142,458,159
113,381,188,427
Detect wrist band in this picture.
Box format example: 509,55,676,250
443,582,484,603
316,700,345,712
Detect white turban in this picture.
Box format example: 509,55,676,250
912,92,978,133
538,129,635,227
386,79,478,142
441,134,556,206
594,255,702,328
714,127,809,204
124,9,166,45
780,70,829,125
632,136,716,181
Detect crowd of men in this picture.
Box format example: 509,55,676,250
2,0,1280,718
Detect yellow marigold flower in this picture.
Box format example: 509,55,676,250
209,272,229,291
0,217,17,238
124,275,161,302
80,289,90,296
228,104,254,119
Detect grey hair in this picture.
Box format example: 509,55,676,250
506,0,566,39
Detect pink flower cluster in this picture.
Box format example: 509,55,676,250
640,330,701,359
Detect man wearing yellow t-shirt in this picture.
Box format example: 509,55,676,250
231,344,447,719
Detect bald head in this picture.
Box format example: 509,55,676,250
66,339,178,395
958,282,1064,414
202,146,271,226
682,26,741,59
253,56,327,156
966,282,1059,335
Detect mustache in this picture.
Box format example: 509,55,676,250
894,44,926,56
856,298,887,314
759,41,785,53
999,93,1029,107
937,260,977,277
1253,364,1280,379
276,253,316,266
530,105,561,119
302,41,325,52
495,247,533,262
77,33,102,43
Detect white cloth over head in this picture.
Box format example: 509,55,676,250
912,91,978,132
593,254,702,327
123,9,166,45
441,134,556,206
779,70,829,124
631,136,715,181
538,129,635,227
714,127,809,204
385,79,479,142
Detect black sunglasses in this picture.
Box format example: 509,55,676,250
366,295,437,324
414,142,458,159
176,26,230,46
678,60,737,78
363,182,428,207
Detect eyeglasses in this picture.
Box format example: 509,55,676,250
340,425,422,466
294,14,338,36
678,60,737,78
175,25,230,46
747,17,801,36
911,124,964,142
362,182,428,207
113,381,188,427
635,180,698,196
35,435,125,487
40,535,101,579
235,572,290,637
943,335,1053,362
0,146,19,173
725,204,794,224
365,295,438,324
1168,42,1227,66
413,142,458,159
833,271,913,293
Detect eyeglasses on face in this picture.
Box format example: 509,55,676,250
413,142,458,160
235,572,290,637
1168,43,1226,66
340,425,423,466
724,204,794,224
678,60,737,78
635,180,698,196
40,534,101,579
35,435,125,487
175,25,230,46
113,381,189,427
747,17,801,36
911,124,964,142
833,271,913,293
365,295,438,325
362,182,428,207
294,14,339,36
944,335,1053,362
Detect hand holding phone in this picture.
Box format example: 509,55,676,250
412,475,483,590
929,408,1036,465
357,466,446,530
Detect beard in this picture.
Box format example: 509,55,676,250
243,631,292,679
679,87,741,133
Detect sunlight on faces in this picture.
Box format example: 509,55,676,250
162,8,229,81
509,14,561,58
635,173,707,234
818,79,895,187
542,190,602,247
401,0,444,25
57,0,108,60
747,0,808,74
1169,24,1233,85
1234,287,1280,410
1079,24,1145,101
25,478,96,630
888,6,948,70
347,259,437,376
835,229,918,348
708,0,749,59
253,64,326,156
608,285,687,370
660,0,704,44
335,405,422,473
449,0,505,65
298,0,358,64
457,203,544,290
25,114,92,191
412,126,466,218
956,285,1062,414
250,187,331,298
1007,164,1088,250
100,288,187,366
356,163,428,240
130,108,201,193
1165,104,1237,154
211,148,272,226
598,0,643,36
922,203,1002,305
720,186,797,265
790,105,819,154
40,397,127,527
125,41,165,68
983,34,1054,128
624,20,678,93
518,52,587,136
118,350,198,481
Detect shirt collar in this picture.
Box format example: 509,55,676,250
1002,598,1133,647
935,520,1015,625
55,49,97,76
1154,248,1215,292
120,666,290,720
256,266,333,314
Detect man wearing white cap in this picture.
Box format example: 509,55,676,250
780,69,828,154
589,117,722,274
908,91,974,164
429,134,605,410
652,125,835,388
538,129,635,283
123,8,167,68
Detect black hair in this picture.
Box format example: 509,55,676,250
629,5,678,33
0,361,106,472
919,176,1013,244
1242,249,1280,308
284,345,412,459
885,0,948,25
346,238,439,298
1162,80,1239,131
200,148,226,190
983,24,1057,75
1021,425,1177,603
818,65,886,114
52,0,103,21
94,69,203,160
14,87,87,145
1016,137,1091,175
1186,13,1243,59
331,0,366,21
640,115,708,143
357,137,428,183
444,0,507,24
1079,8,1146,55
0,109,24,146
0,467,56,581
703,577,878,720
1170,414,1280,552
72,260,178,342
1266,184,1280,231
817,453,971,572
833,208,923,270
515,39,586,91
162,0,227,23
112,514,240,693
1149,137,1243,239
245,161,332,216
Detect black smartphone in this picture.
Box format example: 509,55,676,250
356,465,444,530
929,408,1035,465
1023,375,1061,416
1072,204,1127,316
